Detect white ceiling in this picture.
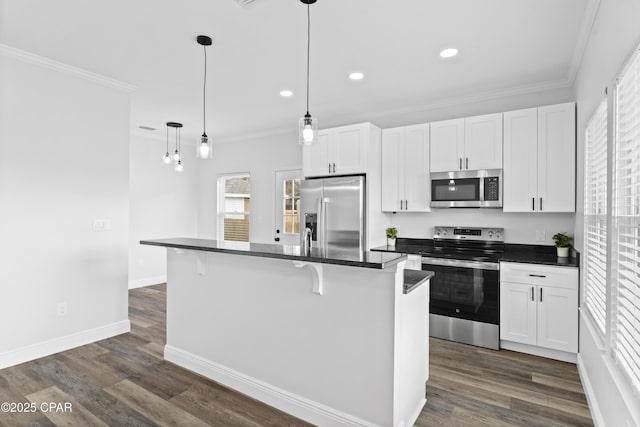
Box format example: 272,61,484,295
0,0,595,143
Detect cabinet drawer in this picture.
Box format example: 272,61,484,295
500,262,578,289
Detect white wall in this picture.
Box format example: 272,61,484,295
128,132,199,288
388,211,575,244
0,51,131,367
198,130,302,244
573,0,640,425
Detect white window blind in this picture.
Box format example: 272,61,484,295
584,99,608,336
613,47,640,396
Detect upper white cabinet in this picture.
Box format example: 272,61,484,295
303,123,372,177
503,102,575,212
430,119,464,172
381,124,430,212
430,113,503,173
500,262,579,354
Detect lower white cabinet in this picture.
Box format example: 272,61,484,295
500,262,578,354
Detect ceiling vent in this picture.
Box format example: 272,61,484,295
233,0,261,8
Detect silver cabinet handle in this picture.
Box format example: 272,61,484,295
332,163,336,173
459,158,462,170
531,286,535,301
540,197,543,211
466,157,469,170
400,200,403,210
529,274,546,278
405,200,408,210
328,163,331,173
532,197,535,211
539,287,543,302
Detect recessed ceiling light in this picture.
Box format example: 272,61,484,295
349,72,364,80
440,48,458,58
280,90,293,97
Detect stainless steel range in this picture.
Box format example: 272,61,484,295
421,226,504,350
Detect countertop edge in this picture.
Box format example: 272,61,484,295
141,239,407,270
404,270,434,294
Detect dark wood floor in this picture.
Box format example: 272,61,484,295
0,284,592,426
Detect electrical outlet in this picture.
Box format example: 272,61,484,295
93,219,112,231
536,230,546,242
57,302,67,317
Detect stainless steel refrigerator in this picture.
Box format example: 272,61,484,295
299,175,365,256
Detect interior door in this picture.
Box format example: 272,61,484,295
274,169,303,245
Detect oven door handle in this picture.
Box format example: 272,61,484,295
420,256,499,271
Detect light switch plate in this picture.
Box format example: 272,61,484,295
536,230,546,242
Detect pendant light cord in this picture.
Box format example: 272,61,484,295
166,126,169,152
306,4,310,114
203,45,207,135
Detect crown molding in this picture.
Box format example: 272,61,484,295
0,44,137,93
338,77,573,127
566,0,602,85
131,128,198,147
215,127,298,145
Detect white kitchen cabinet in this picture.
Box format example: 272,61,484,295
303,122,372,177
430,118,464,173
381,124,430,212
464,113,503,171
500,262,579,354
503,102,575,212
430,113,502,173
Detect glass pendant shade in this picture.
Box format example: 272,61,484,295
175,160,184,172
173,149,180,161
197,133,212,159
163,152,171,164
299,113,317,145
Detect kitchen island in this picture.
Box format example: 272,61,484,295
140,238,431,427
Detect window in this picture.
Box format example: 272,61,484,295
583,99,608,336
218,174,250,242
282,179,300,234
613,47,640,395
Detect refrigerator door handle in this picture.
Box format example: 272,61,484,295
321,197,329,251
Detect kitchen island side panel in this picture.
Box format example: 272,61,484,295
164,248,427,427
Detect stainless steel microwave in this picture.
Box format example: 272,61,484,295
430,169,502,208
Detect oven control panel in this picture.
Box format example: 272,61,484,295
434,226,504,242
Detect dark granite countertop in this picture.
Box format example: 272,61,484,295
501,244,580,267
404,270,434,294
140,237,407,269
372,238,580,268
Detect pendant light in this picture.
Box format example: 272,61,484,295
166,122,184,172
197,35,213,159
298,0,318,145
163,125,171,164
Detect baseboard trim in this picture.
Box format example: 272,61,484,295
0,320,130,369
129,275,166,289
577,354,606,427
164,345,379,427
500,340,577,363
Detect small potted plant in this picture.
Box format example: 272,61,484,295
386,227,398,248
552,232,573,258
